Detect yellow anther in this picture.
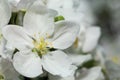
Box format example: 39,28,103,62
20,9,26,12
74,37,79,48
112,56,119,64
33,37,49,55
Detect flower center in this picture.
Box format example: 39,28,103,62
32,37,50,56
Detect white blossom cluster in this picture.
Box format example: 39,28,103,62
0,0,108,80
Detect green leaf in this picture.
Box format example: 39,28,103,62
54,15,65,22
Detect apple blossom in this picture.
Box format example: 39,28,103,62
2,0,79,78
46,0,101,53
0,0,11,58
48,66,105,80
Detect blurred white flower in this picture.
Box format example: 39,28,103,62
48,73,75,80
0,0,11,58
48,66,104,80
80,26,101,53
2,1,79,78
76,66,105,80
94,43,120,80
96,47,120,79
66,26,101,54
105,60,120,80
8,0,20,11
17,0,37,11
101,38,120,65
100,37,120,79
8,0,37,12
0,0,11,29
94,46,106,68
46,0,95,25
46,0,101,53
67,53,92,67
0,58,20,80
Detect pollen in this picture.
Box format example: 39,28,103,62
73,37,79,48
32,37,50,55
20,8,26,12
111,56,119,65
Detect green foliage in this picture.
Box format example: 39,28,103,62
9,11,26,26
0,74,4,80
54,15,65,22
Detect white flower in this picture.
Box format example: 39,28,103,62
0,58,20,80
80,26,101,53
68,54,92,67
2,1,79,78
98,38,120,79
101,38,120,65
48,66,105,80
0,0,11,29
66,26,101,53
46,0,95,25
48,73,75,80
76,66,105,80
8,0,37,12
105,60,120,80
8,0,20,11
17,0,37,11
0,0,11,58
46,0,101,53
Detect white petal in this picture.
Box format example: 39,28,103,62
0,38,13,60
8,0,20,12
69,54,92,66
0,38,6,58
42,50,77,77
52,21,79,49
0,0,11,29
2,25,33,50
77,67,104,80
13,51,43,78
82,26,101,52
23,0,57,37
17,0,36,10
48,74,75,80
8,0,20,7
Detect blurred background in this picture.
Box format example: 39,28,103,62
6,0,120,80
86,0,120,79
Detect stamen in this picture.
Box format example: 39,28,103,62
112,56,119,64
32,37,51,55
74,37,79,48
